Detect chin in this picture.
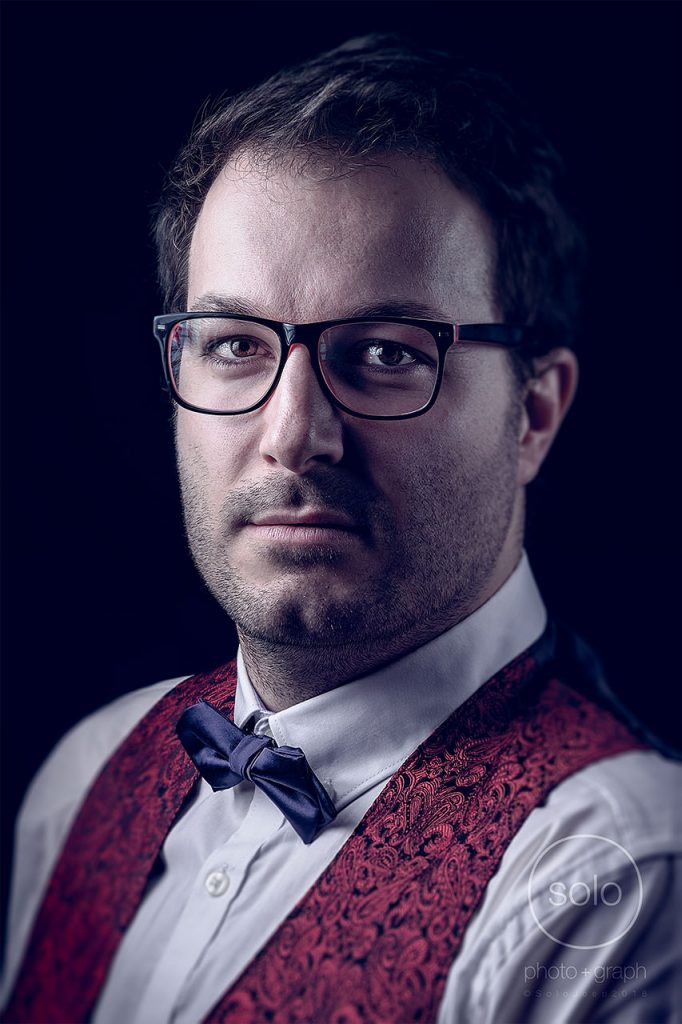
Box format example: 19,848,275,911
215,574,381,646
236,602,364,646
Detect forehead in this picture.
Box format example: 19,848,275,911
188,153,498,322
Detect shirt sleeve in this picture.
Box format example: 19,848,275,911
0,678,185,1006
438,853,681,1023
437,750,682,1024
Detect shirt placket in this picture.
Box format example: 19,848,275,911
129,788,284,1024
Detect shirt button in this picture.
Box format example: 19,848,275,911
204,869,230,897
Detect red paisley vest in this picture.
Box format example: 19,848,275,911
4,624,647,1024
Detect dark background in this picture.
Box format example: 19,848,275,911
1,0,680,950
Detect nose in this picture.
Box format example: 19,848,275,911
258,344,344,473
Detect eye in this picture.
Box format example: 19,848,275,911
209,336,263,359
359,341,421,367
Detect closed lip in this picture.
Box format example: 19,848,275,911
249,509,358,529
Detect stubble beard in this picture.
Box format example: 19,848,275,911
176,410,520,662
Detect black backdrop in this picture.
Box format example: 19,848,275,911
1,0,681,948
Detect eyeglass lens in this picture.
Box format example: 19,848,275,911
168,318,440,416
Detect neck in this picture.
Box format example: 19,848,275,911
238,551,520,711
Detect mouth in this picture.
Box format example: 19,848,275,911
250,509,358,529
245,508,363,546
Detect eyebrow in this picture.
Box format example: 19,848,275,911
189,293,453,323
189,294,265,316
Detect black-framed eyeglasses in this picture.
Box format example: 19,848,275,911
153,313,540,421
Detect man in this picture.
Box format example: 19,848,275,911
2,34,680,1024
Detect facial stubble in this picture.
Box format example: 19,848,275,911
176,402,521,660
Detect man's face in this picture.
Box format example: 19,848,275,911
177,154,524,649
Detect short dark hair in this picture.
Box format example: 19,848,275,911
154,34,586,361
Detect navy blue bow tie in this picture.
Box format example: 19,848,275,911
176,699,337,844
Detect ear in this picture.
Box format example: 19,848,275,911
517,347,579,486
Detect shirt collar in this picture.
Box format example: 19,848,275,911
234,551,546,809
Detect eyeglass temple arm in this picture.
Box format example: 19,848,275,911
456,324,534,347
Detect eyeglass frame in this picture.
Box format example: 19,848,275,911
153,312,542,421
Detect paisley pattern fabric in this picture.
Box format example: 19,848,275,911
4,628,645,1024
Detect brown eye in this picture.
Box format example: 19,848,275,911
212,336,261,358
375,342,415,366
360,342,418,367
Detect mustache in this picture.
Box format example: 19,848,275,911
220,469,385,531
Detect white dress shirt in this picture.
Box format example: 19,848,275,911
2,553,681,1023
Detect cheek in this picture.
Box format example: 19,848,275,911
352,384,517,512
350,423,457,506
439,354,521,452
175,413,252,502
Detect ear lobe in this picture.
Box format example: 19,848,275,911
517,347,579,486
